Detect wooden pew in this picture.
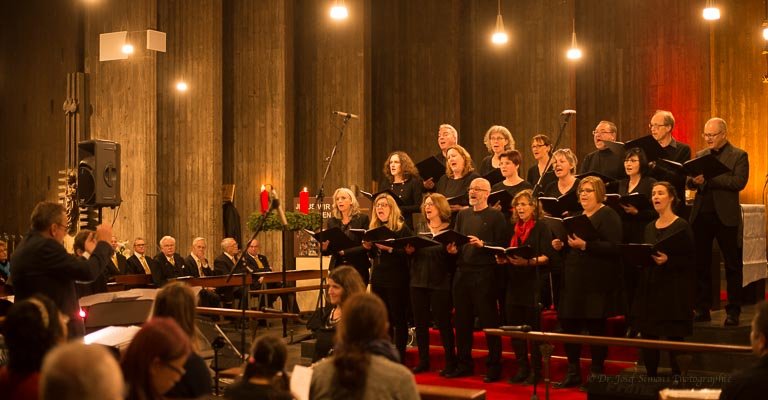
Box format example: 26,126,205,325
108,273,154,292
196,306,298,320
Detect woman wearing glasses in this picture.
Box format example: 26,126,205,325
496,190,554,385
408,193,457,375
364,193,414,362
478,125,515,176
526,134,557,193
380,151,423,229
542,148,582,217
551,176,622,388
322,187,372,285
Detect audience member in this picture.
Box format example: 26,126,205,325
309,293,419,400
153,236,191,286
121,318,191,400
11,201,113,337
720,301,768,399
126,237,156,275
39,342,124,400
225,335,292,400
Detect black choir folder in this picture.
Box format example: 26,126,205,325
349,226,398,242
447,193,469,207
656,153,731,180
619,229,689,267
482,168,504,186
382,235,441,250
604,192,652,212
538,190,581,217
431,229,470,247
621,135,665,162
416,156,445,183
542,214,599,241
483,244,535,259
305,227,359,253
360,189,404,206
487,190,513,209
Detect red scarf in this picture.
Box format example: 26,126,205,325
511,219,535,247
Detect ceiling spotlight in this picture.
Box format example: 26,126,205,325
703,0,720,21
330,0,348,20
121,43,134,55
175,81,188,92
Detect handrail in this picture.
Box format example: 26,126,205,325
484,329,751,353
196,306,299,320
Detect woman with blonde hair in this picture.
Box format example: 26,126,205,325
436,144,480,214
542,148,582,217
363,194,413,362
478,125,515,176
322,187,371,285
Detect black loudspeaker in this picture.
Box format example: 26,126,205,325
77,139,121,207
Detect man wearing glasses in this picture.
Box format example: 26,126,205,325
648,110,692,204
10,201,114,337
578,120,626,181
445,178,508,382
126,237,157,276
687,117,749,326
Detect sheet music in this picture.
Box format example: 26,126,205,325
83,325,141,348
290,364,313,400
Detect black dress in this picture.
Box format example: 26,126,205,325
616,176,657,244
379,177,424,229
436,172,481,200
478,155,498,177
324,213,371,285
491,179,533,220
526,163,557,194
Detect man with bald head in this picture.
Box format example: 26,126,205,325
687,117,749,326
445,177,508,382
648,110,692,204
40,342,124,400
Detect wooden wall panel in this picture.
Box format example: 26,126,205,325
574,0,710,158
0,0,81,235
85,0,158,251
157,0,223,258
294,0,371,194
370,0,462,183
460,0,572,173
711,0,768,205
227,0,293,265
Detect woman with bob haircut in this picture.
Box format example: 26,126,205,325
309,293,419,400
478,125,515,176
435,144,481,214
322,187,371,285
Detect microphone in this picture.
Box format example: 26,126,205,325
271,189,289,227
500,325,533,332
332,111,359,120
561,109,576,122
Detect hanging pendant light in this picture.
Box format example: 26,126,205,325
566,19,582,60
330,0,349,20
703,0,721,21
491,0,508,45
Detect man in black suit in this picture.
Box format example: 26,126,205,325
10,201,113,337
108,236,128,275
578,120,626,182
243,238,272,274
688,117,749,326
720,301,768,399
213,237,239,275
153,235,191,286
648,110,692,207
126,237,156,276
184,237,214,278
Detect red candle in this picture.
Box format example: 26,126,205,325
300,187,310,214
260,185,269,213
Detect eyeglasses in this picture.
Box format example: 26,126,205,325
489,136,506,142
592,130,614,136
164,363,186,376
375,203,390,208
423,201,435,207
649,123,668,129
134,243,146,247
702,132,723,140
624,158,639,163
468,187,488,192
531,144,547,149
579,188,595,194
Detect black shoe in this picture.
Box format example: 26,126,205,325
412,363,430,374
439,363,457,377
724,314,739,326
554,373,582,389
693,309,711,322
444,366,473,379
507,368,529,384
483,367,502,383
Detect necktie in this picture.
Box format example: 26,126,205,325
198,260,204,277
139,256,151,274
112,254,121,272
168,256,175,266
254,256,265,271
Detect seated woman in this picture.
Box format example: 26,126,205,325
121,318,191,400
322,187,371,285
150,281,212,398
309,266,366,362
496,190,553,385
632,181,694,377
225,335,292,400
310,293,419,400
380,150,423,229
478,125,515,176
0,295,68,400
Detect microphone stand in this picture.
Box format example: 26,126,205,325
531,112,575,197
226,200,272,357
314,114,353,311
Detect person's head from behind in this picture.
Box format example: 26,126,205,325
151,282,197,340
338,293,389,348
73,230,93,257
243,334,288,389
40,342,124,400
30,201,68,243
121,318,191,400
2,295,68,374
327,266,366,307
751,301,768,356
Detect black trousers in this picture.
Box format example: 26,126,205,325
371,284,410,362
410,286,456,367
506,304,542,371
693,212,743,313
453,267,501,371
559,318,607,371
640,335,684,377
